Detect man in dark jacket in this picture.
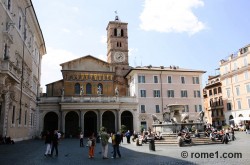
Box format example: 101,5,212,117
50,130,59,156
111,131,121,159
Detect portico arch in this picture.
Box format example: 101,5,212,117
102,111,115,133
43,112,58,132
84,111,97,137
121,111,133,131
65,111,79,138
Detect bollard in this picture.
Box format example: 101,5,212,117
149,139,155,151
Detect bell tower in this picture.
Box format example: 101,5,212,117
106,15,128,65
106,15,130,96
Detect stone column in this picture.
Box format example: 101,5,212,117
61,111,66,133
97,110,101,131
116,109,120,132
80,110,84,133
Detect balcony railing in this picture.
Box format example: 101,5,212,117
0,60,21,82
39,96,137,103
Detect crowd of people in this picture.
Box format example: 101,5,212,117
204,127,235,143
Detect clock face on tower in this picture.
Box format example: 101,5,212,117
114,52,125,62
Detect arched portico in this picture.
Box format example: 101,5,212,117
84,111,97,137
44,112,58,132
65,111,79,138
121,111,133,131
102,111,115,133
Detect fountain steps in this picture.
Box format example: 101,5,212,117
155,135,222,145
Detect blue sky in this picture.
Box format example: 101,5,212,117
32,0,250,92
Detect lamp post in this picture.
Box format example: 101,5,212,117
19,5,32,125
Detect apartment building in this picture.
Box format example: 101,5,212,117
0,0,46,141
126,66,206,131
203,75,225,128
220,44,250,125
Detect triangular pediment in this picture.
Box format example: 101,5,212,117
60,55,113,72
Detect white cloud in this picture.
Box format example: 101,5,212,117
139,0,205,34
41,47,79,92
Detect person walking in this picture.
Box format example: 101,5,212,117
100,127,110,159
88,132,96,159
51,130,59,157
125,130,131,144
111,131,122,159
44,130,52,156
80,132,84,147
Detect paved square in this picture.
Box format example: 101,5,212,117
0,132,249,165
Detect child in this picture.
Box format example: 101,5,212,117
88,133,95,159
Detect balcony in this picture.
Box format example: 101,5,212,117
39,96,137,103
0,60,21,83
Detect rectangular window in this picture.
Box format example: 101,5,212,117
181,76,185,84
195,105,198,112
141,105,145,113
194,90,201,98
185,105,189,112
227,102,232,111
246,84,250,93
237,100,241,109
155,105,160,113
248,99,250,108
138,75,145,83
213,88,217,95
140,90,146,97
236,86,240,96
12,106,15,124
167,90,174,98
153,90,161,97
167,76,172,83
226,88,230,97
141,121,147,130
181,90,188,97
245,71,249,80
192,77,199,84
209,90,212,96
199,105,202,112
218,87,222,93
153,76,158,83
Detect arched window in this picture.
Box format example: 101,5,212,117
121,29,124,36
75,83,80,94
86,83,92,94
97,83,103,94
114,28,117,36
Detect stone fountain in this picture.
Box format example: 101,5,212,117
152,104,204,135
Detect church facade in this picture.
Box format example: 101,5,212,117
38,17,137,137
39,16,206,137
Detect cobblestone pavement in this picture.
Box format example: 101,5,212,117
0,132,249,165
